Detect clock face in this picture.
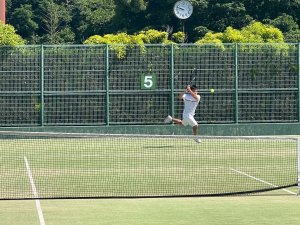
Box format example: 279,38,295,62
173,0,193,19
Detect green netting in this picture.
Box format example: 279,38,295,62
173,44,235,90
0,44,299,126
109,93,170,124
109,45,171,90
0,46,40,92
0,95,40,125
0,131,298,199
238,44,298,89
44,46,106,92
239,92,297,122
44,95,106,125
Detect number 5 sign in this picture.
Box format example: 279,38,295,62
140,74,157,90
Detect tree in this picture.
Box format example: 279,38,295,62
196,21,285,44
112,0,150,34
264,13,299,33
284,30,300,43
9,4,38,39
192,26,212,40
84,29,175,45
264,13,300,42
71,0,116,42
118,0,147,13
6,0,75,44
171,31,185,43
241,0,300,22
5,0,300,44
39,0,74,44
0,21,25,45
206,2,253,31
83,29,172,58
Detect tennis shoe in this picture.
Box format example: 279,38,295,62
194,138,202,143
164,115,173,123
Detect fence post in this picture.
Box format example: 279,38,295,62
105,44,110,126
40,45,44,127
234,43,239,123
170,44,175,117
298,43,300,122
297,138,300,196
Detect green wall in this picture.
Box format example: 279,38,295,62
1,123,300,136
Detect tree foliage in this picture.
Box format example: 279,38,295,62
196,22,285,44
4,0,300,44
0,21,25,45
264,13,300,43
84,29,172,45
83,29,173,58
9,4,38,39
71,0,116,41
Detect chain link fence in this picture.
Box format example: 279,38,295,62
0,43,299,126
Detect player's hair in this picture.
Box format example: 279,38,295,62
190,85,197,91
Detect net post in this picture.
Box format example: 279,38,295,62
298,138,300,196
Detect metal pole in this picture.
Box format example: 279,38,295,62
234,43,239,123
297,138,300,196
40,45,44,126
298,43,300,122
170,44,175,117
105,44,110,126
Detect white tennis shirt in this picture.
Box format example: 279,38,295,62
182,93,200,117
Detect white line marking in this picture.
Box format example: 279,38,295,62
231,168,297,195
24,156,46,225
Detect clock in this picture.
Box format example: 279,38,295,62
173,0,193,20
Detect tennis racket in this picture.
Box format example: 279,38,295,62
188,67,196,85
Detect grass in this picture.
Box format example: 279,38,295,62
0,190,299,225
0,135,298,224
0,136,297,199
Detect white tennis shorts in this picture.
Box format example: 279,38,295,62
182,114,198,127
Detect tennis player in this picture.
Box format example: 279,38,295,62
164,84,201,143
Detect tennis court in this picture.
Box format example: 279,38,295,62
0,132,299,225
0,186,299,225
0,132,297,200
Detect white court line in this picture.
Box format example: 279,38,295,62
230,168,297,195
24,156,46,225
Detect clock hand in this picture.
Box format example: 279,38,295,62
177,6,185,10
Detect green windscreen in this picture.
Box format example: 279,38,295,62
0,44,298,126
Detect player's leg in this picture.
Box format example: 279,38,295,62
192,124,201,143
164,115,183,125
172,118,183,125
184,115,201,143
192,124,198,135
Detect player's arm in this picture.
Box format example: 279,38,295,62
186,85,200,101
178,92,185,100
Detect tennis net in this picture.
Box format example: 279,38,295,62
0,131,298,200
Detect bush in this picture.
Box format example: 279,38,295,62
197,22,285,44
0,22,25,46
83,29,173,58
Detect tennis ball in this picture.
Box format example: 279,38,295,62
210,88,215,93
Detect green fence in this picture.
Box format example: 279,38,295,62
0,43,299,126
